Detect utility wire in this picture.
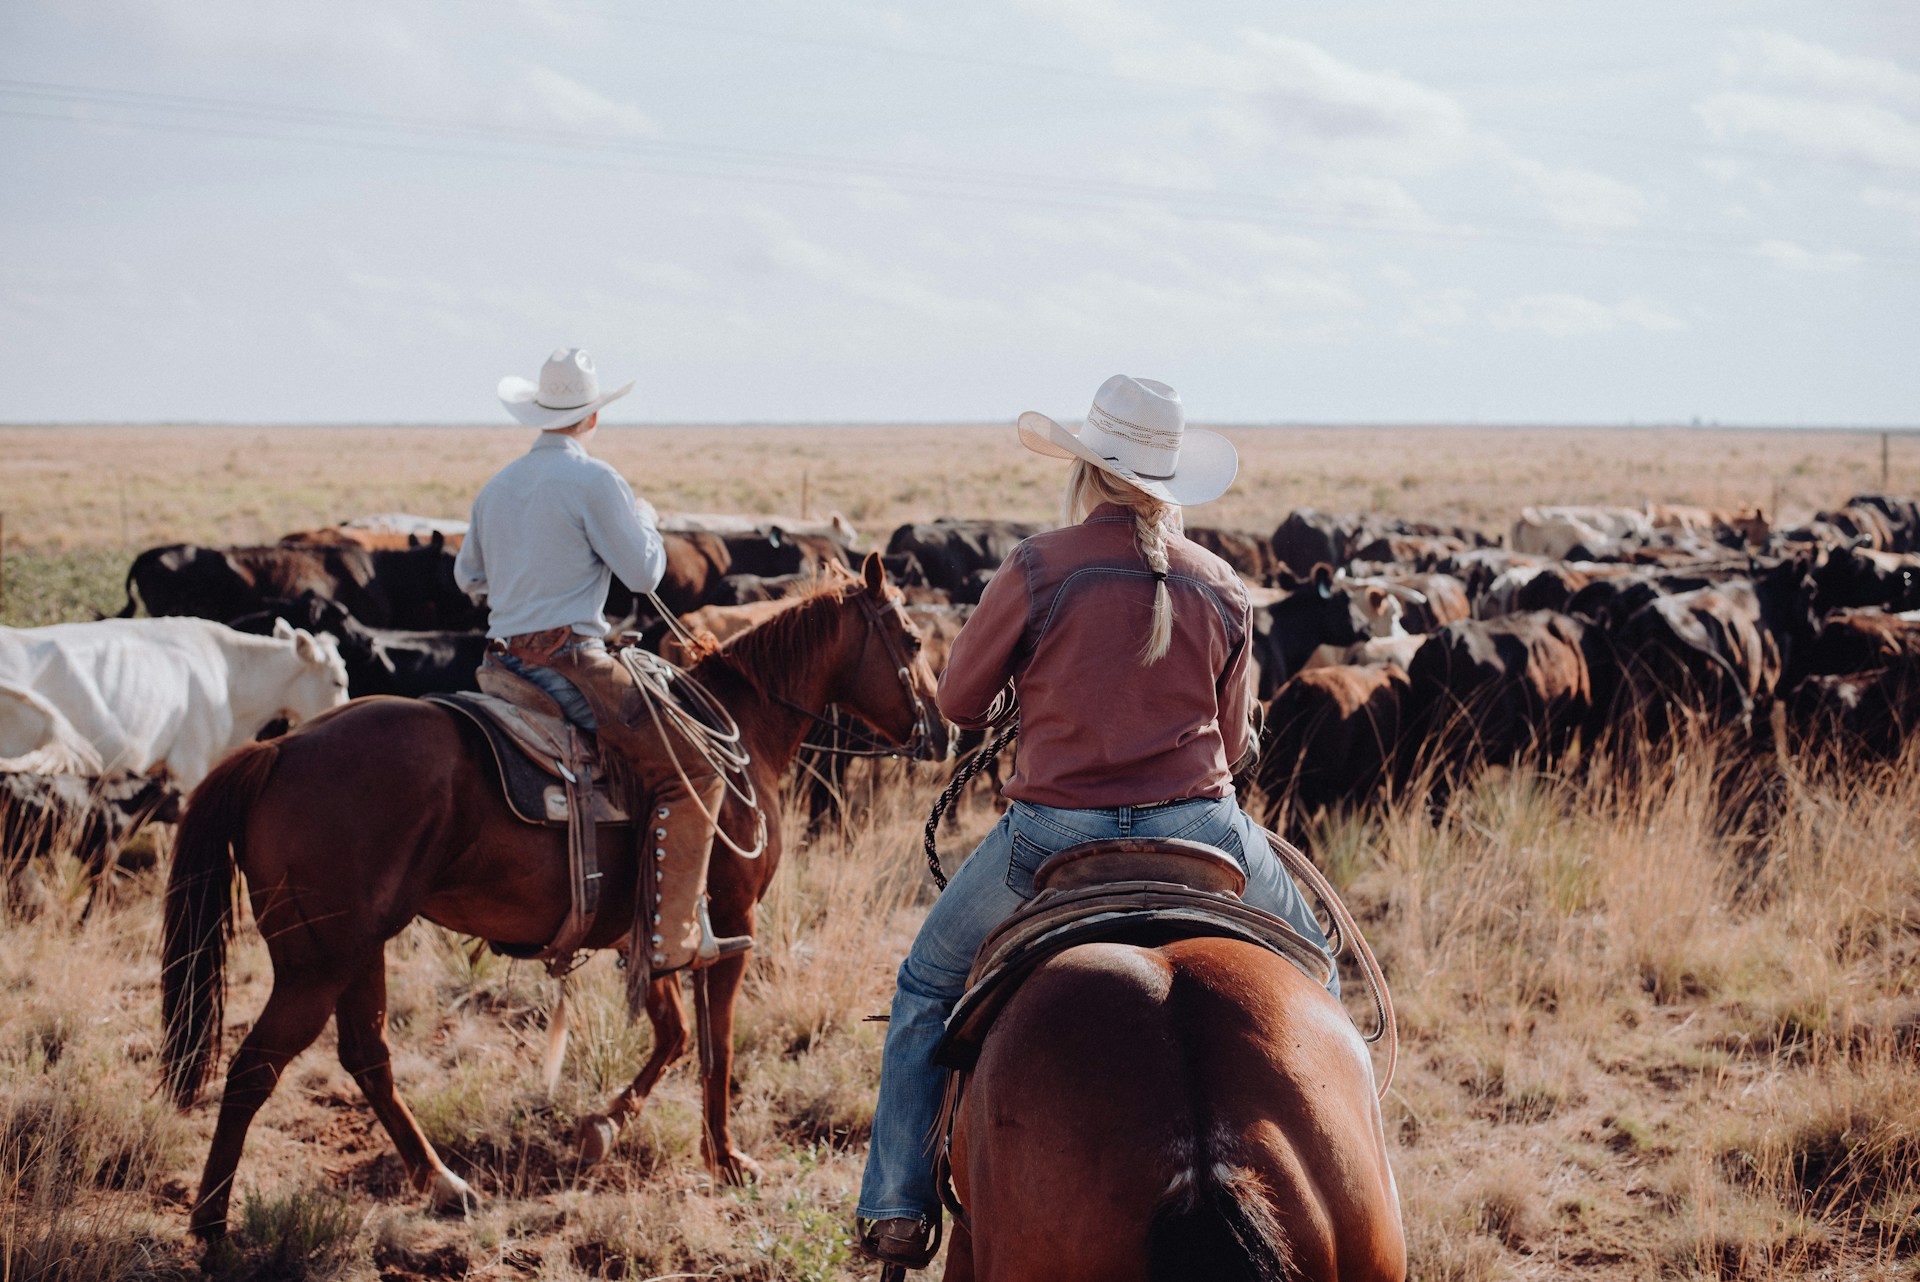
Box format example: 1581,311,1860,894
6,79,1917,269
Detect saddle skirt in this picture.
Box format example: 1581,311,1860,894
933,838,1333,1072
425,667,630,826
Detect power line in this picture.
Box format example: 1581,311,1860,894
5,79,1917,269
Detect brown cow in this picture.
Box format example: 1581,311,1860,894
1184,526,1278,583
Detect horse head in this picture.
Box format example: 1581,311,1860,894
832,552,950,762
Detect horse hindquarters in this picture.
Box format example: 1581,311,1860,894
955,940,1404,1282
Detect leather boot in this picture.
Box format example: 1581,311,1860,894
534,642,753,980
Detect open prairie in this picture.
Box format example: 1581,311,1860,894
3,424,1918,1281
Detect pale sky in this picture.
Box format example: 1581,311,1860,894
3,0,1917,426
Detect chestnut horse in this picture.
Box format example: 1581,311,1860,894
945,937,1405,1282
161,555,945,1241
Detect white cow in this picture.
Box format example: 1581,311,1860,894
0,617,348,791
1511,505,1654,560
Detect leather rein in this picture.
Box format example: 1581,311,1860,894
769,591,938,761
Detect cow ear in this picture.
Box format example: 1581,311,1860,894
430,530,445,552
272,617,296,641
1366,586,1388,611
294,630,320,661
1312,564,1334,598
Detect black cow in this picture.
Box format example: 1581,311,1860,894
1246,565,1372,700
229,594,485,698
3,771,181,912
717,528,848,580
887,520,1039,596
120,537,482,631
1813,547,1920,613
1401,611,1592,803
1256,664,1407,828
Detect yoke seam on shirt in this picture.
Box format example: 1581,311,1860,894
1032,566,1238,643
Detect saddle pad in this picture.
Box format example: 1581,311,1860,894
932,883,1333,1072
425,693,630,827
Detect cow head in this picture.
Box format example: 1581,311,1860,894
272,618,351,722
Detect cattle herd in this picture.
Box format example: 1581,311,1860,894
3,492,1919,897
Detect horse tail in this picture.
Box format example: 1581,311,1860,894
161,740,280,1108
1147,1161,1296,1282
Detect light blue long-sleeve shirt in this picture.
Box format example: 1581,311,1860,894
454,433,666,640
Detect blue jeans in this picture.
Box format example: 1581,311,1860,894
490,641,602,730
855,794,1336,1223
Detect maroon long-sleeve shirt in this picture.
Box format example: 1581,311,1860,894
938,503,1255,808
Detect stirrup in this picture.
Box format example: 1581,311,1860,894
853,1214,942,1270
694,897,754,968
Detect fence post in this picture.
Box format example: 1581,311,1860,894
1883,432,1890,489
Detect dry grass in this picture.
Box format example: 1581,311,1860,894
3,425,1919,1278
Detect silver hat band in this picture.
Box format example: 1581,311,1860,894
1087,401,1180,450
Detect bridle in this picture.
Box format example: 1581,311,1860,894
770,589,940,761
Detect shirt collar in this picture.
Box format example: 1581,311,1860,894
1085,502,1134,524
530,431,587,458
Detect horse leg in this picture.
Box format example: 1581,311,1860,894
576,973,689,1167
188,970,348,1241
945,1221,976,1282
333,956,475,1216
693,951,760,1184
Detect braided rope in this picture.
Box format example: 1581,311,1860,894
921,710,1019,891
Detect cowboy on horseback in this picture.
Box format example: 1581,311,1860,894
853,376,1341,1271
453,347,752,979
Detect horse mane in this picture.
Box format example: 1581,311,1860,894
694,564,868,700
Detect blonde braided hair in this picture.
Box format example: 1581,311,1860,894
1062,459,1176,664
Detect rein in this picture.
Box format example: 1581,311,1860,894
766,590,937,761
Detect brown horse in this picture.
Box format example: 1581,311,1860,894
161,554,946,1241
945,937,1405,1281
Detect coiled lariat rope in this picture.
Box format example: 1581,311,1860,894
613,594,768,860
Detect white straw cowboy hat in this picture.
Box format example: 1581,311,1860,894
498,347,634,430
1017,374,1237,506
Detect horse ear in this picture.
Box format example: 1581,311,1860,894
861,551,886,595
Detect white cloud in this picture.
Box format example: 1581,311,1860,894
1726,31,1920,110
1753,239,1864,272
1489,293,1684,337
1698,92,1920,171
1292,173,1453,233
1019,0,1474,175
507,65,658,137
749,212,1001,325
1498,152,1651,234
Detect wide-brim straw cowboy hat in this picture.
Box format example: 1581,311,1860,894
499,347,634,430
1016,374,1237,507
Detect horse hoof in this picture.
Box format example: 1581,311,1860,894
716,1149,764,1186
427,1169,477,1218
577,1115,620,1168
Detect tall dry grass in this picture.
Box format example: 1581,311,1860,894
2,730,1916,1279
